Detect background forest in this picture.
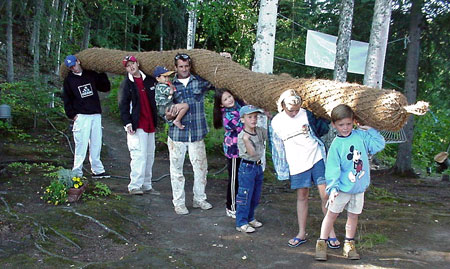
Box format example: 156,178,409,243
0,0,449,176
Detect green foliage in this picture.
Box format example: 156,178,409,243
103,75,124,119
366,185,398,202
358,233,388,250
412,109,450,170
204,91,224,155
442,169,450,176
84,181,112,200
0,81,63,130
42,180,68,206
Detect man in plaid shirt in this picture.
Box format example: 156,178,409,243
165,53,214,215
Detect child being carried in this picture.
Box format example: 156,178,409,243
153,66,189,129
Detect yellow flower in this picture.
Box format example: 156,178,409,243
46,188,50,192
74,184,79,188
55,201,59,205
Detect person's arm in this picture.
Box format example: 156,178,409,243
359,126,386,154
325,144,342,195
95,72,111,92
62,79,77,120
242,133,257,158
118,79,133,132
223,110,243,132
270,128,290,180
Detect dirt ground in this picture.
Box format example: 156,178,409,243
1,95,449,268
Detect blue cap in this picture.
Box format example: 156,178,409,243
64,55,77,67
153,66,174,77
239,105,264,117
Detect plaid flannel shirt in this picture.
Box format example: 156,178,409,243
168,75,212,142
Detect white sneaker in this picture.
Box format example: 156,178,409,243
174,205,189,215
236,224,255,233
193,200,213,210
249,219,263,228
226,208,236,219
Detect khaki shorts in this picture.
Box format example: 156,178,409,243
327,192,364,214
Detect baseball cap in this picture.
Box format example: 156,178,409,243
153,66,174,78
277,89,302,112
239,105,264,117
64,55,77,67
122,55,137,67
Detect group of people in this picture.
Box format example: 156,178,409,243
62,52,385,261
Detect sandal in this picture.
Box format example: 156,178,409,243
327,237,341,249
288,237,307,248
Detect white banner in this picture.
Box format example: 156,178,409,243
305,30,369,75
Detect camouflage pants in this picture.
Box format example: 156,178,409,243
167,137,208,207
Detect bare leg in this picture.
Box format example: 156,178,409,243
317,184,340,246
319,210,339,239
345,212,359,239
289,188,309,245
173,103,189,129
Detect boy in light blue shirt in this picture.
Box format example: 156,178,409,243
315,104,385,261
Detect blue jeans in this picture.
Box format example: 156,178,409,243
235,162,264,227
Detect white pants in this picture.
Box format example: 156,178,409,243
127,129,155,191
72,114,105,176
167,137,208,207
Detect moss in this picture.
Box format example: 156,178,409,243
0,253,38,267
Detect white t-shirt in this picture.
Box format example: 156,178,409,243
271,109,323,175
178,77,190,87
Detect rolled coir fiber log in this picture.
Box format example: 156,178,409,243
60,47,428,131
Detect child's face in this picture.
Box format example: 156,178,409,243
221,91,235,108
283,103,301,118
125,61,140,77
156,75,169,83
241,112,259,129
332,117,354,137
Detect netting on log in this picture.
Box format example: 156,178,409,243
60,48,428,131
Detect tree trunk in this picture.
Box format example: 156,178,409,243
252,0,279,74
33,0,44,81
6,0,14,82
363,0,392,89
81,19,91,50
186,0,198,49
54,0,68,75
333,0,354,82
394,0,423,176
160,8,163,51
46,0,59,57
29,0,37,55
68,0,75,40
138,2,143,51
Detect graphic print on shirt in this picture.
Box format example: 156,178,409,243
78,83,93,98
347,145,365,182
281,124,310,141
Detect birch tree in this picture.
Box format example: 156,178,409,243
46,0,59,57
333,0,354,82
6,0,14,82
394,0,423,176
32,0,44,81
363,0,392,89
186,0,198,49
252,0,279,74
54,0,68,75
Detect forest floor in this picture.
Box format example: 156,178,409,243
1,92,449,268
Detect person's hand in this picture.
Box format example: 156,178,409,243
264,110,272,119
356,123,372,131
73,114,78,121
165,106,178,121
126,125,135,135
329,189,339,204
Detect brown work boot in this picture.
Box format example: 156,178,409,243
343,240,360,260
315,239,327,261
